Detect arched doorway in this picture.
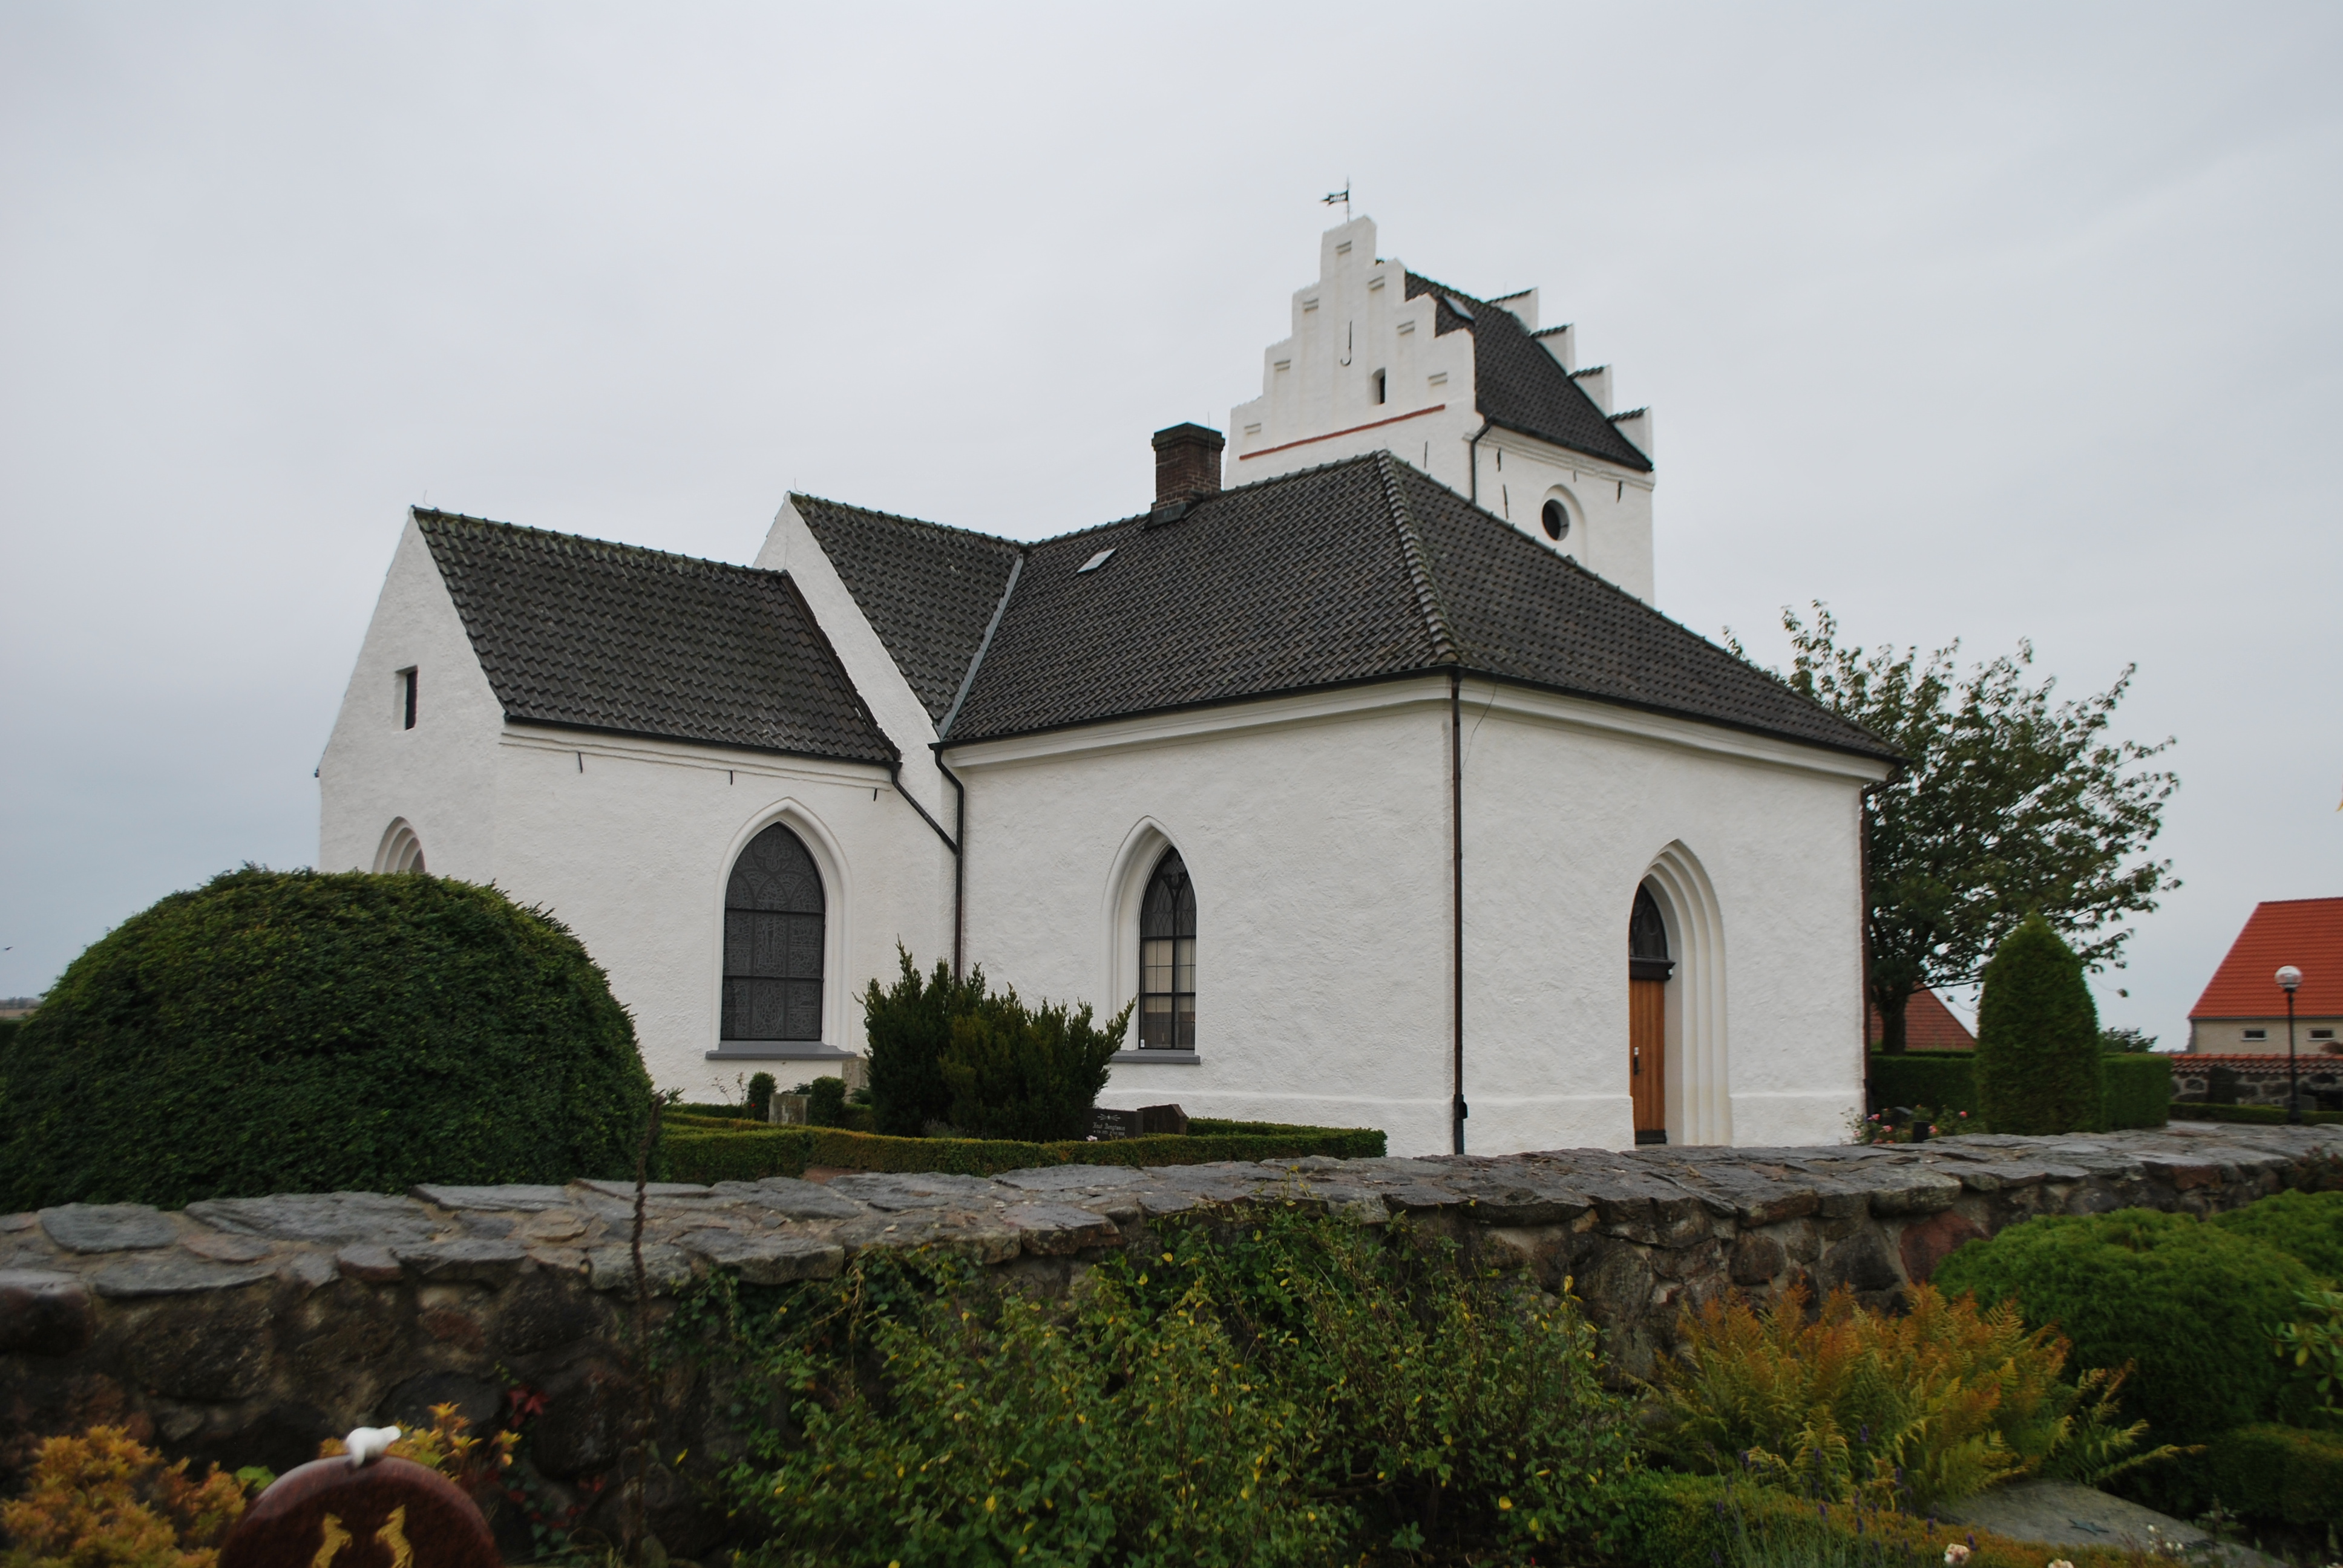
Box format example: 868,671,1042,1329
1629,884,1673,1144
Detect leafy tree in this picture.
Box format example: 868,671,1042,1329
1974,913,2104,1134
2100,1026,2158,1053
1731,605,2177,1053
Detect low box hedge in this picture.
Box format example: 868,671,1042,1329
2171,1100,2343,1128
1867,1051,2169,1129
661,1119,1386,1183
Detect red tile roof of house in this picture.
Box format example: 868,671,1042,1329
1867,987,1978,1051
2190,898,2343,1018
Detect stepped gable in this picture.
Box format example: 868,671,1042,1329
1406,271,1652,472
789,495,1023,724
415,509,894,764
940,454,1892,762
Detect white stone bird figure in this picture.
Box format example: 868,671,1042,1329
342,1426,401,1466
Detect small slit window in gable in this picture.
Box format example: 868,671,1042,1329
1335,240,1352,255
1078,548,1115,574
1397,319,1414,335
396,667,418,729
1302,297,1320,313
1427,371,1447,386
1368,273,1385,291
1372,369,1386,405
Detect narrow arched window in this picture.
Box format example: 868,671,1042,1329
1630,886,1674,981
1138,848,1196,1050
722,823,825,1040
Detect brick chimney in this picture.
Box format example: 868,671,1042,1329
1151,423,1224,508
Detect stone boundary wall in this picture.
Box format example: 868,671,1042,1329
2169,1053,2343,1110
4,1123,2340,1557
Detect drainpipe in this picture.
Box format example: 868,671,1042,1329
886,757,965,979
937,757,968,979
1466,419,1492,507
1451,670,1467,1155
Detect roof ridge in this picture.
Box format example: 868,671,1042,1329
1374,451,1460,666
413,508,768,580
789,492,1023,554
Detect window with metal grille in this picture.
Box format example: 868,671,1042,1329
721,823,825,1040
1139,848,1196,1049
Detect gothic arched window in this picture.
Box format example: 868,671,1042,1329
721,823,825,1040
1630,884,1674,981
1138,848,1196,1050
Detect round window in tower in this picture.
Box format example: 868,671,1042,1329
1542,498,1571,541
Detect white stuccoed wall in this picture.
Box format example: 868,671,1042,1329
318,515,957,1094
1228,216,1657,603
944,677,1882,1158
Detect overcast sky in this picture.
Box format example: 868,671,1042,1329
4,3,2338,1043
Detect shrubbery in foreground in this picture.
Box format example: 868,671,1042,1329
1648,1281,2167,1513
0,867,654,1210
683,1204,1634,1567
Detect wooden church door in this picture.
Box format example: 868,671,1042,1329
1628,886,1674,1145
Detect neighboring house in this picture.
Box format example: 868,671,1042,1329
1231,216,1658,602
0,996,39,1021
318,219,1897,1157
2187,897,2343,1054
1866,988,1978,1051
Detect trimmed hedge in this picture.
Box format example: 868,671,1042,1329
1974,914,2103,1134
2209,1188,2343,1282
1932,1207,2316,1443
1867,1051,1982,1114
1595,1472,2142,1568
2172,1101,2343,1127
1867,1050,2168,1129
662,1120,1386,1183
0,867,652,1210
2131,1423,2343,1531
2100,1050,2171,1129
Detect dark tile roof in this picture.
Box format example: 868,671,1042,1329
1404,272,1653,472
789,496,1023,724
940,454,1894,762
414,509,895,764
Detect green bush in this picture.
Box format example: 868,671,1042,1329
939,988,1131,1142
860,949,990,1137
2141,1422,2343,1530
661,1120,1387,1183
745,1071,775,1122
1866,1052,1981,1115
1933,1208,2318,1443
0,868,652,1210
697,1204,1634,1566
804,1075,847,1126
1594,1472,2143,1568
1973,914,2105,1134
2100,1050,2171,1129
2210,1189,2343,1283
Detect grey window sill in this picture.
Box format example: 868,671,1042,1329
1112,1050,1200,1064
706,1043,853,1060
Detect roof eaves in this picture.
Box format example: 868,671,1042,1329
1482,416,1654,474
502,714,894,767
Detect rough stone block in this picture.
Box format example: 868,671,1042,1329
40,1204,176,1253
1897,1209,1987,1284
570,1180,712,1201
182,1232,272,1263
335,1245,404,1282
1001,1203,1123,1256
413,1184,577,1212
395,1240,529,1285
586,1244,692,1293
189,1193,440,1246
678,1229,845,1282
1728,1232,1786,1286
0,1269,94,1355
91,1256,276,1298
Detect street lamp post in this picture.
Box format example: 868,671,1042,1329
2277,965,2304,1126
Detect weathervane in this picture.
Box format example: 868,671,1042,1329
1323,181,1351,219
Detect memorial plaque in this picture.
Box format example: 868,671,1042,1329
218,1455,499,1568
1087,1103,1187,1141
1088,1107,1138,1140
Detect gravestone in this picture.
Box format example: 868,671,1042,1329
1087,1103,1187,1140
218,1454,499,1568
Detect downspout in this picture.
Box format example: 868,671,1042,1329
887,759,957,855
1451,669,1467,1155
939,758,967,979
1466,419,1492,507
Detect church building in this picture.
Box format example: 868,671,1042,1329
318,217,1896,1157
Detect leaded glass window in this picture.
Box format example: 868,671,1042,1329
1138,848,1196,1050
1630,885,1674,982
721,823,825,1040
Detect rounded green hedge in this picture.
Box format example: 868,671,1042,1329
1932,1207,2316,1443
0,867,654,1210
2209,1188,2343,1284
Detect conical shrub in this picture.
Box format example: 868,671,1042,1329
1974,913,2104,1134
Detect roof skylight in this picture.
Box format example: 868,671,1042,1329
1077,548,1115,574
